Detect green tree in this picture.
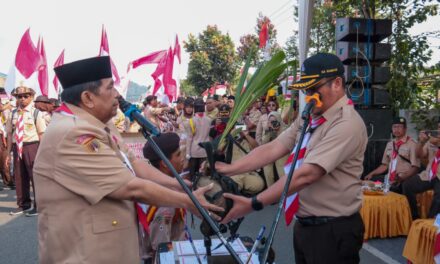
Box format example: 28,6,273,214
184,25,239,95
284,32,299,62
179,79,197,96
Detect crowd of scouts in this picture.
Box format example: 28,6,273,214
0,52,439,264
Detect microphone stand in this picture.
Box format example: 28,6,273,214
260,102,315,264
119,98,243,264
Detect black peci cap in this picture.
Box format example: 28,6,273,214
143,133,180,164
54,56,112,89
392,117,407,126
290,53,344,91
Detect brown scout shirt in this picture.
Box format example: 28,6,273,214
185,114,211,158
381,136,420,176
276,95,368,217
6,103,46,143
419,143,440,181
33,103,140,264
247,108,262,133
206,107,219,120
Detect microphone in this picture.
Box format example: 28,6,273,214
302,93,322,120
117,96,160,136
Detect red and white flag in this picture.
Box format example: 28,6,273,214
283,117,326,226
52,49,65,96
99,26,121,86
37,39,48,96
259,21,269,49
15,28,41,79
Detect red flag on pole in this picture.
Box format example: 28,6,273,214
163,47,177,101
259,22,269,49
52,50,65,93
128,50,167,72
173,35,181,64
151,53,168,95
37,39,48,96
15,29,41,79
99,26,121,86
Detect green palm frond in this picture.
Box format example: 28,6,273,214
218,50,292,149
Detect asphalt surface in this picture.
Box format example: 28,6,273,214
0,186,408,264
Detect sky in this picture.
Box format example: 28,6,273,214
0,0,438,88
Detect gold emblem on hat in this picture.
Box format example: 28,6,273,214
112,220,118,226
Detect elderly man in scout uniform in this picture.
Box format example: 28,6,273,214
7,86,46,216
403,117,440,219
216,53,368,263
365,117,420,193
0,98,13,189
33,56,222,264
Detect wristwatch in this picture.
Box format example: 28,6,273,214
251,196,264,211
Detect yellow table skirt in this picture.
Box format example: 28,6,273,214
360,192,412,240
403,219,436,264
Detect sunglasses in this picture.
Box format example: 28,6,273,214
17,94,30,99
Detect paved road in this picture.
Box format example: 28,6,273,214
0,186,407,263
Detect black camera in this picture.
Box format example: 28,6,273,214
271,120,281,129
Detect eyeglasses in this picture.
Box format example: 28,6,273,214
267,103,277,107
17,95,30,99
302,77,337,95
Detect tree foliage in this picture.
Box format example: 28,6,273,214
184,25,239,95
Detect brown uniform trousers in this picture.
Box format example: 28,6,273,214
13,142,39,209
0,135,12,186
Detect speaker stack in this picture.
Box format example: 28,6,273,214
335,17,392,108
335,18,394,176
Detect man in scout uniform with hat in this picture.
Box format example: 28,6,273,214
205,95,219,120
141,132,186,263
365,117,420,193
6,86,46,216
33,56,222,264
216,53,368,263
34,95,53,126
403,117,440,219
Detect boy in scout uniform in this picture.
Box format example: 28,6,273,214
365,117,420,193
7,86,46,216
33,56,222,264
142,132,186,263
403,117,440,219
216,53,368,263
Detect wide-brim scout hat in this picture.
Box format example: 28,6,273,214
290,53,344,91
11,86,36,97
54,56,112,89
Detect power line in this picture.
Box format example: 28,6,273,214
268,0,294,18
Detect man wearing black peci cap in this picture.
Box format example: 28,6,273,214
33,56,222,264
365,117,420,193
216,53,368,263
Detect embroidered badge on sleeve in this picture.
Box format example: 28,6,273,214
76,134,101,153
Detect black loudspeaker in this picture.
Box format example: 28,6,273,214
374,43,391,62
337,42,372,64
344,65,371,83
347,88,370,106
373,67,391,84
372,88,391,106
336,18,392,42
356,108,393,140
362,140,388,177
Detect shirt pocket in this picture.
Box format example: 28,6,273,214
23,117,35,132
92,212,133,234
398,147,410,160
